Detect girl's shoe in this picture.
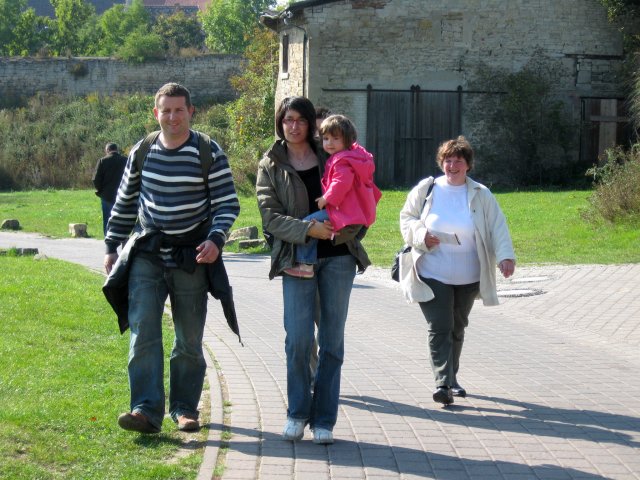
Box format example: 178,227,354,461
283,264,314,279
313,428,334,444
282,418,305,441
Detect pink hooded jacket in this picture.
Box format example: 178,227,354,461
321,142,382,231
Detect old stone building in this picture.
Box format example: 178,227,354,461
261,0,628,186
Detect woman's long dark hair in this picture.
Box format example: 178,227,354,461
275,96,318,153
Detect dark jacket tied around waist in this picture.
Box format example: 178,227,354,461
102,223,242,345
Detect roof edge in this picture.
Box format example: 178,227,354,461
260,0,342,30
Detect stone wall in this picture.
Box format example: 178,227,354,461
0,55,243,103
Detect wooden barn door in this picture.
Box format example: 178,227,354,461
581,98,632,166
366,86,462,188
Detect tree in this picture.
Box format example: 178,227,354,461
227,26,278,147
599,0,640,50
8,8,53,56
116,27,164,63
200,0,274,54
50,0,96,55
598,1,640,128
97,0,150,56
600,0,640,20
152,10,205,55
0,0,26,54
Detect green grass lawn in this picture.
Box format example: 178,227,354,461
0,188,638,265
0,255,206,479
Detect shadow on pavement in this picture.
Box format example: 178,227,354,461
203,422,610,479
339,394,640,449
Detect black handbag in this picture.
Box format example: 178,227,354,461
391,179,435,282
391,244,411,282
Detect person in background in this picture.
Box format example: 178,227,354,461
104,83,240,434
93,142,127,235
285,114,381,278
314,106,332,141
256,96,370,444
399,136,515,405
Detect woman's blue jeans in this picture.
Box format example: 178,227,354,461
127,254,208,429
295,210,330,264
282,254,357,431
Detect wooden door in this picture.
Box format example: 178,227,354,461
366,86,462,188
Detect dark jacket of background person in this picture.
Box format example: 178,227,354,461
93,148,127,202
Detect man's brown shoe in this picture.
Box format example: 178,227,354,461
118,411,160,434
177,414,200,432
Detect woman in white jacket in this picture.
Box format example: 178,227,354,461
399,136,515,405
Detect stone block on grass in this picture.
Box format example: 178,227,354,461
1,219,20,230
69,223,88,238
238,239,266,250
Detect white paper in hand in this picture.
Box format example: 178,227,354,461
430,230,461,245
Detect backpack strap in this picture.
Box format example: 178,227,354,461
196,131,212,186
135,130,161,175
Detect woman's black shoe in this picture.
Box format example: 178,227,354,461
451,382,466,397
432,387,453,405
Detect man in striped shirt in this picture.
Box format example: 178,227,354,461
104,83,240,434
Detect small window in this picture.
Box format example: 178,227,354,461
282,34,289,74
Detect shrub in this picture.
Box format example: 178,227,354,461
0,93,154,190
584,145,640,223
468,53,578,188
115,27,165,63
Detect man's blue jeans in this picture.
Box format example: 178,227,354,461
295,210,330,264
127,253,208,429
101,199,114,236
282,254,356,431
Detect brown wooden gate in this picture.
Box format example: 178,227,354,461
581,98,632,167
366,86,462,188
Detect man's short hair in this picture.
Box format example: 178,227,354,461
105,143,118,153
155,82,192,108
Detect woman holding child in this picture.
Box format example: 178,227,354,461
256,96,377,444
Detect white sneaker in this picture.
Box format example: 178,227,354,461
313,427,334,444
282,418,305,441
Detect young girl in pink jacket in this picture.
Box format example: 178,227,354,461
285,114,382,278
